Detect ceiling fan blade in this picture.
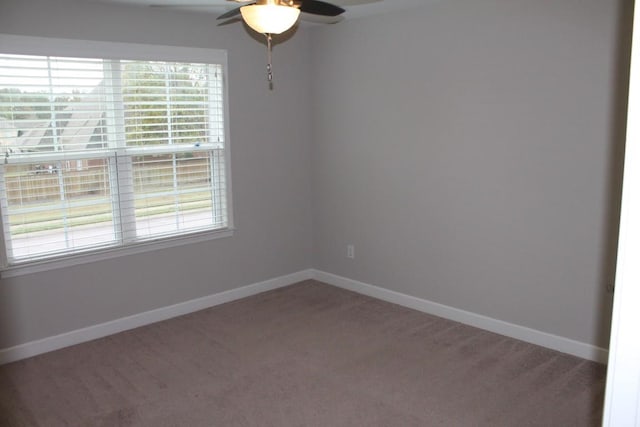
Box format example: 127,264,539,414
150,0,251,5
217,5,245,20
337,0,382,5
299,0,345,17
217,17,243,26
151,4,225,7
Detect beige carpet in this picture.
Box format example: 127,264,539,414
0,280,606,426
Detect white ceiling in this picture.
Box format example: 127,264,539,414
88,0,433,21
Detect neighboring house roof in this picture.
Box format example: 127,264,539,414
4,82,107,153
0,117,17,146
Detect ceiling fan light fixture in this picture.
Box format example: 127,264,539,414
240,4,301,34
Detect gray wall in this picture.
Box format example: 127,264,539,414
310,0,631,348
0,0,631,352
0,0,313,348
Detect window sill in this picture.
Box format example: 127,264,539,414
0,228,234,279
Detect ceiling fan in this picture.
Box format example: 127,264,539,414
153,0,352,84
218,0,346,29
232,0,346,83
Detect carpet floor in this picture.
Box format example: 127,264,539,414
0,280,607,426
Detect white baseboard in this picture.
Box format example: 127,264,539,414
0,269,314,365
312,270,608,363
1,269,608,365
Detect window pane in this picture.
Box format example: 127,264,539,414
121,62,223,147
0,56,108,154
2,158,117,261
131,149,225,238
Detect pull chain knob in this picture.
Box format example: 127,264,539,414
266,33,273,83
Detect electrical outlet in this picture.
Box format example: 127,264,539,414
347,244,355,259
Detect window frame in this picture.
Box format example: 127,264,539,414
0,34,234,278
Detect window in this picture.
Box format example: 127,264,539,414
0,38,232,269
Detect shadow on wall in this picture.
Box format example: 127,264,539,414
596,0,635,349
0,278,25,356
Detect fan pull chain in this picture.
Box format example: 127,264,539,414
266,33,273,83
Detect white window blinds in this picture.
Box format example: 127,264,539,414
0,54,229,264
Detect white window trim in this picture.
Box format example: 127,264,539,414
0,34,234,277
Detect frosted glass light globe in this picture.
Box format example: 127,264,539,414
240,4,300,34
